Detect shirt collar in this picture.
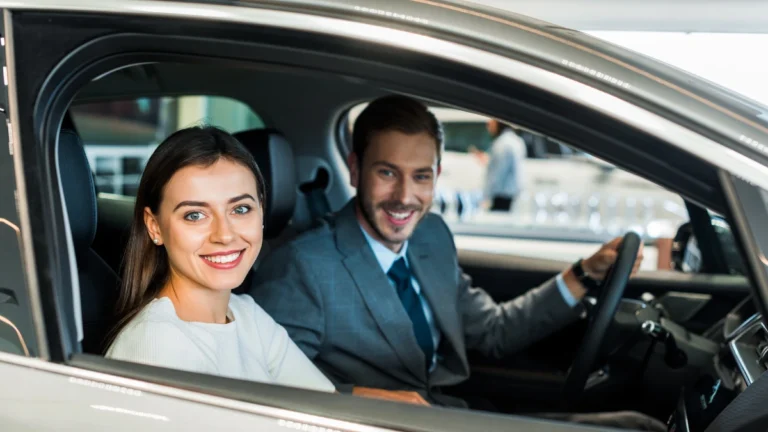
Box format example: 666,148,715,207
359,224,409,273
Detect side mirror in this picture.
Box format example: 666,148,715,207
711,215,745,275
670,222,701,272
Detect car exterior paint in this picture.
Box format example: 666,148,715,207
1,1,768,431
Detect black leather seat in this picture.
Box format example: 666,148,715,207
232,128,297,291
59,128,120,354
233,128,297,241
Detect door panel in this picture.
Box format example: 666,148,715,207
458,247,748,316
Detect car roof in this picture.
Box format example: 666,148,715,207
179,0,768,163
25,0,768,164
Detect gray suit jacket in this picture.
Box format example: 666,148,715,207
250,200,580,396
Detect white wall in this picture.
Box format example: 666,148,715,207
587,31,768,106
467,0,768,33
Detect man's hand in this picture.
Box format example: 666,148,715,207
583,236,644,280
563,236,644,300
352,387,431,406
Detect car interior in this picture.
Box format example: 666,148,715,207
46,57,762,429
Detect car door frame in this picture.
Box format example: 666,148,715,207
0,7,46,360
8,1,768,431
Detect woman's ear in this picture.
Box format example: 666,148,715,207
143,207,163,246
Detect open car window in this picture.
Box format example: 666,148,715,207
343,103,690,271
70,96,264,197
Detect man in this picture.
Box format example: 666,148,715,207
481,119,526,211
250,96,664,431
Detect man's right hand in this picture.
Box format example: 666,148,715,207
352,387,431,406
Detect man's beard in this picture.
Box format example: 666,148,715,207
356,176,425,245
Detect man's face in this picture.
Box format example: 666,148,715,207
350,130,439,252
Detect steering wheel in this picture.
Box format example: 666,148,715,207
562,231,642,404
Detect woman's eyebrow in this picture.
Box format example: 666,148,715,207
228,193,256,204
173,194,256,212
173,200,208,212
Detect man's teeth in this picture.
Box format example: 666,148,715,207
204,252,241,264
386,210,412,220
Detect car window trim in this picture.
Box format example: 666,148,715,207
3,9,48,359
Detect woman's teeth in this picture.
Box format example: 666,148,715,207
203,251,241,264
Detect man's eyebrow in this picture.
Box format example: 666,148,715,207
372,161,434,172
173,194,256,212
371,161,400,170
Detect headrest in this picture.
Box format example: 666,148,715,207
58,129,97,253
232,128,296,238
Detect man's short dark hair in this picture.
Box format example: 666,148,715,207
352,95,444,163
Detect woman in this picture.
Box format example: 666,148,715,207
106,126,334,393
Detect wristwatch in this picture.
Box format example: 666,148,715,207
572,258,601,290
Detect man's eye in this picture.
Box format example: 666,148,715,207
380,169,395,177
233,205,251,215
184,211,205,222
415,174,432,181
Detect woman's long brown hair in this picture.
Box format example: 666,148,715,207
104,126,265,351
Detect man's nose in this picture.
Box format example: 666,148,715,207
394,177,416,204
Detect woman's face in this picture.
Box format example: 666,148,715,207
145,158,263,293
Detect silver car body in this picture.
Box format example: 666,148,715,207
2,0,768,431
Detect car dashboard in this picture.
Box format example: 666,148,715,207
669,297,768,431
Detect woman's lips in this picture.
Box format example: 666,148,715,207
200,249,245,270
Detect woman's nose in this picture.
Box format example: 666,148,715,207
210,216,235,244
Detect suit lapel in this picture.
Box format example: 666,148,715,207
335,201,427,383
408,238,464,367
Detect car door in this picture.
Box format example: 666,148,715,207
4,2,620,432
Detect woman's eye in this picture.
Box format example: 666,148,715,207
233,205,251,215
184,211,205,222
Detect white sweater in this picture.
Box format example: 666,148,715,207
106,294,335,393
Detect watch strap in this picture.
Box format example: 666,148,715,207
573,258,601,290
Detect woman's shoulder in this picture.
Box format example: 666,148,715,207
106,299,203,363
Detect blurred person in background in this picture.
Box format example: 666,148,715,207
477,119,527,211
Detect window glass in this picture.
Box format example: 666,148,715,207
345,104,690,270
70,96,263,196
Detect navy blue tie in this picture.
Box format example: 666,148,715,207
388,257,434,372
